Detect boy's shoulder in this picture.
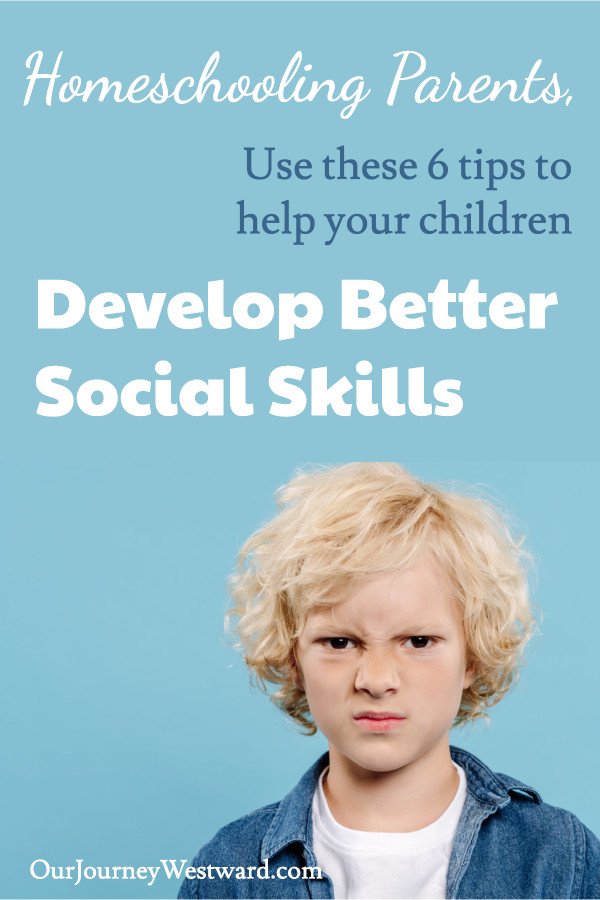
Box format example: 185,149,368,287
196,801,281,863
190,753,327,861
451,743,592,842
178,755,328,898
451,746,600,899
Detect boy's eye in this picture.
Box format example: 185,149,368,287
406,636,436,649
322,637,357,651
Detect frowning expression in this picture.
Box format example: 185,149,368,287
294,558,475,774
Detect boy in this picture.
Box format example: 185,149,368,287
179,463,600,899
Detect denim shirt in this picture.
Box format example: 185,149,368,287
178,747,600,899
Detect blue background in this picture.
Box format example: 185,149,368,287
1,2,599,897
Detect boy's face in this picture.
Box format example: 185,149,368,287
294,557,475,775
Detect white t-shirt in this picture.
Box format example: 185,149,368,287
311,763,466,900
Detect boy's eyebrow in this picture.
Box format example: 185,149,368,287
303,618,452,635
390,622,450,633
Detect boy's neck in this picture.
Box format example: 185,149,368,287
323,740,459,833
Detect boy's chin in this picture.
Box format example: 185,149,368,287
332,743,421,775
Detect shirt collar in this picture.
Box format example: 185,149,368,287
260,746,541,861
261,753,329,861
450,746,542,806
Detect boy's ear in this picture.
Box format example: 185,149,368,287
289,652,304,689
463,664,477,690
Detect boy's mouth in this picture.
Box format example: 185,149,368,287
353,712,407,733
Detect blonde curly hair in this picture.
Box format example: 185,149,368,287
228,463,535,734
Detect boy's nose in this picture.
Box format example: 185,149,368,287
354,652,401,696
